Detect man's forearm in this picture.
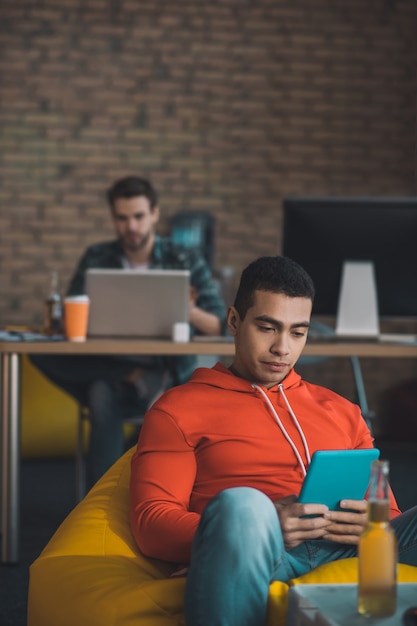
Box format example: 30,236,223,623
190,306,222,335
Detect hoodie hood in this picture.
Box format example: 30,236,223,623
188,363,312,476
189,361,302,393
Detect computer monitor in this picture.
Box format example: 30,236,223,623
282,197,417,320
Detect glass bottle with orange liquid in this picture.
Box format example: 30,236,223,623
44,270,63,335
357,459,397,617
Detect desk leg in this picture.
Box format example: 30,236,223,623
1,352,20,564
350,356,375,433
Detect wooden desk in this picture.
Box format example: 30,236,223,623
1,338,417,564
7,337,417,357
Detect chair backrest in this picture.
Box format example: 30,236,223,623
170,211,215,269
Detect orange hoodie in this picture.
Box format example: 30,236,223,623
130,363,400,565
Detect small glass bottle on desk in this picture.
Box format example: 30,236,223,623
44,269,63,335
357,459,397,617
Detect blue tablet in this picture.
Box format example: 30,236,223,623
298,448,380,511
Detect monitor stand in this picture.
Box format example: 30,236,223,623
335,261,379,338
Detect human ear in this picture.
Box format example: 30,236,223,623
152,206,160,224
226,306,239,335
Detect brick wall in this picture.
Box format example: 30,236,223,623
1,0,417,431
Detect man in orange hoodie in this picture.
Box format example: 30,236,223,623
130,256,417,626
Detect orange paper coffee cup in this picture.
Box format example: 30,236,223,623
64,295,90,342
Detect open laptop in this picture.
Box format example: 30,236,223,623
85,268,190,338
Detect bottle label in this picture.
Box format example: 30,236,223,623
51,301,62,321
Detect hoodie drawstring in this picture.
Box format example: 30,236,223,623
252,383,311,477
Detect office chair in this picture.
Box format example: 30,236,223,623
170,210,215,269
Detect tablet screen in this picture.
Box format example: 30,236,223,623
298,448,380,511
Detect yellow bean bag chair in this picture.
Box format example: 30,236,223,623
27,446,417,626
21,355,137,461
21,354,80,458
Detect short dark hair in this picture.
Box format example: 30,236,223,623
234,256,315,320
106,176,158,211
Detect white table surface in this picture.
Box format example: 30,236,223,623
286,583,417,626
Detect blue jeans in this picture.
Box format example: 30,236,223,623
184,487,417,626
